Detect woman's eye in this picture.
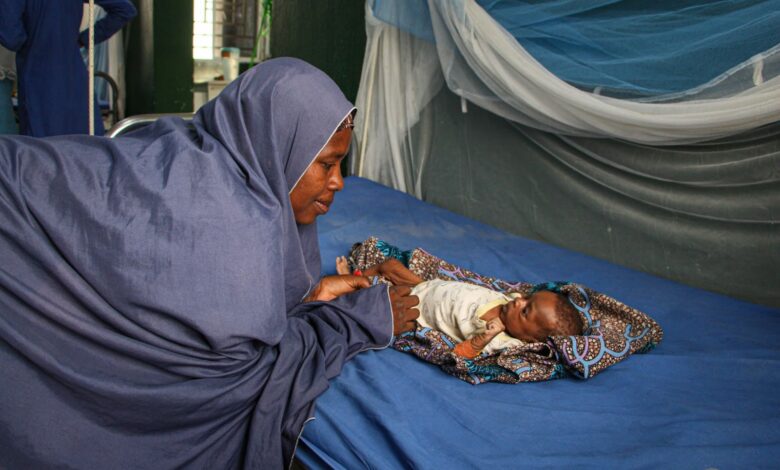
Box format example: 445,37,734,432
322,163,334,171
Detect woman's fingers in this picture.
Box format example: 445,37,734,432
390,286,419,313
306,274,371,302
389,286,419,334
347,274,371,290
389,285,412,296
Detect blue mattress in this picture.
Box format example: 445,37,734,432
299,176,780,468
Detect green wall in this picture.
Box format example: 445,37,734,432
124,0,364,114
126,0,193,115
271,0,366,102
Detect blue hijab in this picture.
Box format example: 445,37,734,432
0,58,392,468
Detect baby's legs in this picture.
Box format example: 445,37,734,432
336,256,351,275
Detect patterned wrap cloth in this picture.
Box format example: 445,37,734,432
349,237,664,384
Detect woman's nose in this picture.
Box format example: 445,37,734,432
329,166,344,192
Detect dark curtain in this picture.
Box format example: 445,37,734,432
416,88,780,307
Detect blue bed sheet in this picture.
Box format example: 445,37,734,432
299,176,780,468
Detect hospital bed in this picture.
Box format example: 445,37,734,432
105,112,195,137
300,176,780,468
107,117,780,468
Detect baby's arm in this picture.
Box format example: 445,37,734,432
452,317,505,358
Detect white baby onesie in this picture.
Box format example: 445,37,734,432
411,279,523,355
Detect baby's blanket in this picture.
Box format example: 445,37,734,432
349,237,664,384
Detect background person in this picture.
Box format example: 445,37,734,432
0,0,136,136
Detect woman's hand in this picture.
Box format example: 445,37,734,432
305,275,371,302
363,258,423,287
389,285,419,334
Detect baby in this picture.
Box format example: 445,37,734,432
337,257,582,358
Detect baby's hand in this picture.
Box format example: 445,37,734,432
485,317,505,337
335,256,351,275
468,318,506,350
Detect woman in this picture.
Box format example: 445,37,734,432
0,58,418,468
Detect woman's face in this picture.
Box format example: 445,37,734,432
289,128,352,225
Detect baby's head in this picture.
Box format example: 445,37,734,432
499,290,583,343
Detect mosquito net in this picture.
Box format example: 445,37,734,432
351,0,780,307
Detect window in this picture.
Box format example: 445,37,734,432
193,0,215,59
194,0,268,62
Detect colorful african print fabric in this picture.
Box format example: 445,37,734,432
348,237,664,384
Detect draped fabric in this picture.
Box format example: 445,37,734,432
415,88,780,307
352,0,780,307
474,0,780,97
354,0,780,190
371,0,780,96
0,0,136,137
424,0,780,142
0,58,393,468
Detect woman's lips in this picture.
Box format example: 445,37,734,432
314,200,330,214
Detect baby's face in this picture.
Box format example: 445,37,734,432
499,291,560,342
